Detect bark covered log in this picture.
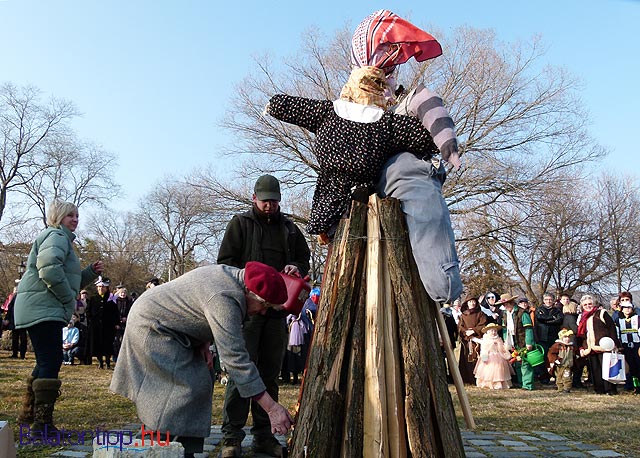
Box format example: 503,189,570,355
289,196,465,458
289,201,368,458
378,197,465,458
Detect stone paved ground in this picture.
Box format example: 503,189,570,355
15,424,629,457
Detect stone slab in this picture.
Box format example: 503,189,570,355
52,452,89,458
498,440,528,447
587,451,624,457
536,432,568,441
469,439,499,446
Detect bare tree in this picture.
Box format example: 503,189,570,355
135,177,226,279
593,173,640,293
18,131,120,228
84,211,167,291
0,83,77,223
472,170,640,303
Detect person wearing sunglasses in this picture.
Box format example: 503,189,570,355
577,295,621,395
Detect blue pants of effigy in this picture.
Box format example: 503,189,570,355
376,152,463,303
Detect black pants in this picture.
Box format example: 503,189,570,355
27,321,64,379
11,329,28,357
588,352,617,394
573,355,591,386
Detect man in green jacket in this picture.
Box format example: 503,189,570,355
218,175,310,458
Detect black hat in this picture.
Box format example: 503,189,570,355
254,175,281,201
518,297,529,303
146,277,160,286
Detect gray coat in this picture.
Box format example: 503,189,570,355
109,265,266,437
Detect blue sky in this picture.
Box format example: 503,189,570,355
1,0,638,213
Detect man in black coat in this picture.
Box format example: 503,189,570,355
86,277,119,369
535,293,564,383
217,175,310,458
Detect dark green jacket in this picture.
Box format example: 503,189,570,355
217,207,310,276
501,307,534,349
14,225,98,328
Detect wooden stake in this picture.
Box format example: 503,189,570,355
377,196,465,458
432,301,476,429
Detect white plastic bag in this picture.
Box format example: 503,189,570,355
602,350,626,384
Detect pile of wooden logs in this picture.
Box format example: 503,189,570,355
290,196,465,458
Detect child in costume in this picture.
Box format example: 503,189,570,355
474,323,514,389
615,294,640,394
547,328,575,393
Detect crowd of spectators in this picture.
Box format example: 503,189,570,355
441,291,640,395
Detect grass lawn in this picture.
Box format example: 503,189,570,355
1,350,638,457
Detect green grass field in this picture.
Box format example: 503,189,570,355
1,350,638,457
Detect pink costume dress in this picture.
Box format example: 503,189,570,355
474,334,514,389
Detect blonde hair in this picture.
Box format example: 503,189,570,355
563,301,577,314
46,199,77,228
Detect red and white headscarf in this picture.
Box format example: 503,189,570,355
350,9,442,75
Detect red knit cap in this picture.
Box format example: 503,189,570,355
244,261,288,305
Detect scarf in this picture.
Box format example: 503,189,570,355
504,309,515,350
577,307,598,337
350,9,442,75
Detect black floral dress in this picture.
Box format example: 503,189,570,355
267,95,438,235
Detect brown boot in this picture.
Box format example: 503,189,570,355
17,376,35,425
31,378,62,435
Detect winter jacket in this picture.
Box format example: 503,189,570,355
217,206,310,275
547,340,574,375
110,265,267,437
217,206,311,319
581,309,621,355
14,225,98,328
535,305,564,344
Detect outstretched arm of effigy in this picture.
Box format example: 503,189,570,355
263,94,332,133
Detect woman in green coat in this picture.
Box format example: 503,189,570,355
14,199,103,435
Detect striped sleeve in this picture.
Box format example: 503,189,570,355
406,84,459,162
